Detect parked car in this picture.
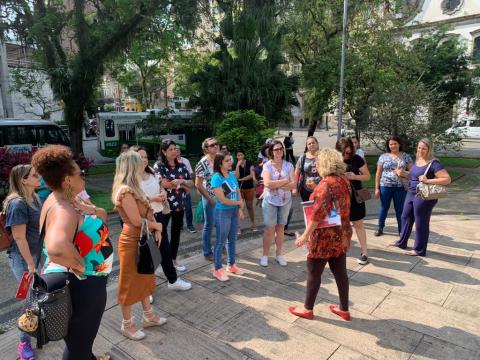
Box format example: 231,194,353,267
446,117,480,139
0,119,70,152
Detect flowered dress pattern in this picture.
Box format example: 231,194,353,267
155,162,191,211
308,175,353,259
43,215,113,277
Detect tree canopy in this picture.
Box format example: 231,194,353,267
189,0,298,126
3,0,199,154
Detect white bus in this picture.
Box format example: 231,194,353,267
96,110,193,157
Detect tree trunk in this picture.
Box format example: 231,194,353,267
64,102,85,155
307,117,317,136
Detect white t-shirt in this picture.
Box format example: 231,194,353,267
356,148,365,158
140,174,163,213
180,157,193,174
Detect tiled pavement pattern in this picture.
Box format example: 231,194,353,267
0,213,479,360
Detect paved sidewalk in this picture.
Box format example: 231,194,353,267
0,211,479,359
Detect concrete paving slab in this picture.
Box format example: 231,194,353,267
152,284,247,334
213,308,339,360
442,285,480,317
409,256,480,290
351,259,454,306
372,293,480,350
116,314,248,360
328,345,376,360
295,307,423,360
409,334,480,360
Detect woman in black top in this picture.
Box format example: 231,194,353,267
336,138,371,265
235,149,258,232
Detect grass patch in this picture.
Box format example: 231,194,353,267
87,163,116,175
365,155,480,168
87,190,114,211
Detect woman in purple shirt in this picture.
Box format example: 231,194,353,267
391,139,451,256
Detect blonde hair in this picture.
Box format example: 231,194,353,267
111,150,148,204
316,148,346,178
417,138,434,161
2,164,40,211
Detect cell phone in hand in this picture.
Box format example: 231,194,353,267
16,272,32,299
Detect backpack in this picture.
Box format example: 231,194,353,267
0,210,14,251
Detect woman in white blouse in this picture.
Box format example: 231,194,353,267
133,146,191,293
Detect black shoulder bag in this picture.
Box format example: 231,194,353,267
18,208,73,348
137,219,162,274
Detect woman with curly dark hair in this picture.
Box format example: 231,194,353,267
32,145,111,360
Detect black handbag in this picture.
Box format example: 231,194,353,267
18,209,72,348
137,219,162,274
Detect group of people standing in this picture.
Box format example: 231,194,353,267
2,132,452,359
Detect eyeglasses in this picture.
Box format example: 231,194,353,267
206,143,219,148
273,148,283,152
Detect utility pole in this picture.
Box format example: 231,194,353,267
336,0,348,140
0,40,14,118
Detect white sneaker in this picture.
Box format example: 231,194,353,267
167,278,192,291
175,264,187,272
275,255,287,267
154,267,163,277
260,256,268,267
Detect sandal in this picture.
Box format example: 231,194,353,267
121,317,145,340
142,309,167,328
96,354,111,360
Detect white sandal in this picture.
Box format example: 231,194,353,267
121,317,145,340
142,309,167,328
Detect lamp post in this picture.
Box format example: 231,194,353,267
337,0,348,140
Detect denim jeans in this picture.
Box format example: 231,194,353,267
184,193,193,227
6,243,36,343
202,196,215,256
377,186,407,234
214,207,239,270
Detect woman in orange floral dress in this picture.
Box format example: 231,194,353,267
289,148,353,321
113,150,166,341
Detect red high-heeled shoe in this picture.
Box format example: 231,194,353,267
329,305,351,321
288,305,314,320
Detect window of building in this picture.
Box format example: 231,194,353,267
105,120,115,138
473,37,480,64
441,0,462,14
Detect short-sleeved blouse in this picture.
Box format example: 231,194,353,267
155,162,191,211
377,152,413,187
141,173,163,214
308,175,352,259
344,155,365,190
296,155,320,191
408,159,445,194
262,160,294,206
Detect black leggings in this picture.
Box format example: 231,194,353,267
162,210,184,260
154,212,178,284
305,253,349,311
43,272,107,360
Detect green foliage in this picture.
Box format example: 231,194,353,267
4,0,200,154
8,67,62,119
189,0,298,125
215,110,274,162
109,11,194,109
